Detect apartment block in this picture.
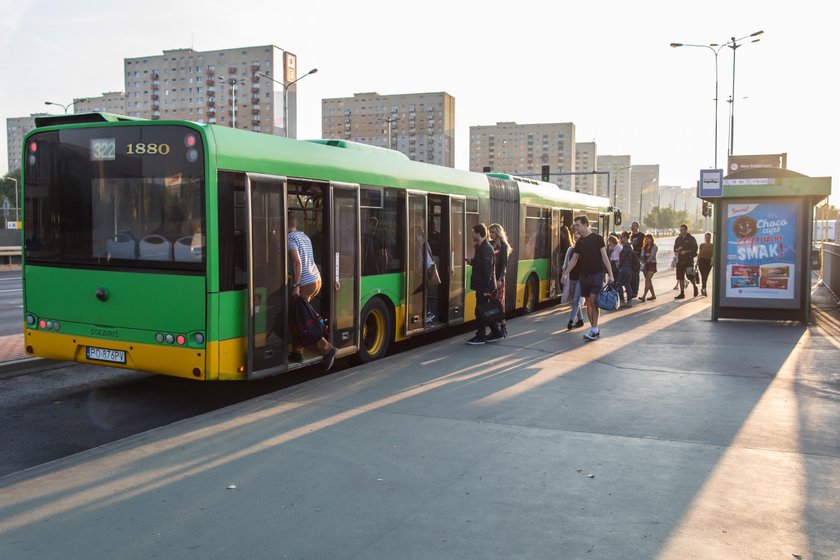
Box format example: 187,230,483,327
322,92,455,167
470,122,576,190
630,164,660,224
74,92,126,115
124,45,300,137
6,114,48,172
596,155,632,211
574,142,597,195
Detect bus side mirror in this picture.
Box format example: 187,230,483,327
614,210,623,226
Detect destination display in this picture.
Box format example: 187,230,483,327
725,201,797,300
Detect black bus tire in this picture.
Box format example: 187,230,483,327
523,274,539,314
359,297,392,363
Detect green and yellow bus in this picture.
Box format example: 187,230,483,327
22,114,620,380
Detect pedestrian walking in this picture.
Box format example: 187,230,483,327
564,215,614,341
617,231,635,307
287,213,337,371
489,223,512,338
561,230,586,330
639,233,658,301
674,224,699,299
465,223,502,344
697,231,714,296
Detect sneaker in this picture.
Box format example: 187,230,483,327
674,293,685,300
486,332,504,342
702,289,707,297
693,286,699,297
466,336,486,345
426,312,436,322
567,321,574,331
583,329,600,341
288,351,304,363
322,346,337,372
573,318,585,328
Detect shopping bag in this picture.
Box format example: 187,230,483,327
597,283,620,311
426,263,442,288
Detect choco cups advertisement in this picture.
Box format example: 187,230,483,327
725,202,797,300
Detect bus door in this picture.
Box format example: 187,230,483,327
448,195,466,324
550,208,562,297
330,182,361,355
245,173,287,378
405,192,427,335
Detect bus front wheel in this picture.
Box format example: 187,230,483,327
359,297,392,363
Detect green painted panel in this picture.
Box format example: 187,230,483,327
360,273,403,308
217,290,247,340
24,266,206,333
517,258,550,283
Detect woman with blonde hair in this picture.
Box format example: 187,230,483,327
488,223,512,337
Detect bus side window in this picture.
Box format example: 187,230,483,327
219,171,247,291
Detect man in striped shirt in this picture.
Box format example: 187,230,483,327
288,213,336,371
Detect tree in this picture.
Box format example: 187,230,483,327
0,169,22,220
643,207,690,231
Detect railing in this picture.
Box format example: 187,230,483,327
822,242,840,300
0,246,21,265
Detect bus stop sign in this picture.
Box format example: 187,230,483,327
699,169,723,198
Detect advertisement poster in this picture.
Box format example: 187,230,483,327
725,202,796,300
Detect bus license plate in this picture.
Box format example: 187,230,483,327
86,346,126,364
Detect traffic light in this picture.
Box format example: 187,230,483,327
482,166,491,173
702,201,711,217
541,165,550,182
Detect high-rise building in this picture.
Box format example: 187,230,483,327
6,114,47,172
630,164,660,224
574,142,598,195
322,92,455,167
74,92,126,115
596,155,632,210
124,45,300,137
470,122,576,190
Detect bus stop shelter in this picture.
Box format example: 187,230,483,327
708,168,832,323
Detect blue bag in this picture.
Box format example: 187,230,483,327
597,283,620,311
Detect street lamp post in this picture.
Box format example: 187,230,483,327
381,115,399,149
669,41,726,169
219,76,246,128
611,165,632,210
254,68,318,138
638,178,657,226
44,99,87,114
727,30,764,156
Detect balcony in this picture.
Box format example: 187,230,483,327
252,118,261,125
228,66,237,74
151,94,159,101
206,68,215,75
206,79,215,86
250,63,260,71
252,108,260,115
251,86,260,94
206,99,215,107
252,96,261,104
251,74,260,82
151,82,160,90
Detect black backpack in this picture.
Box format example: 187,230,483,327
290,297,327,346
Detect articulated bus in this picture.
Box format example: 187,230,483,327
22,113,620,380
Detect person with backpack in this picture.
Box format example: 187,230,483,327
675,224,699,300
617,231,637,308
561,230,586,330
629,221,645,303
288,212,337,371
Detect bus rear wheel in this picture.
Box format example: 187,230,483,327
359,297,392,363
523,275,539,313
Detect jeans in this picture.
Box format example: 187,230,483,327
630,269,640,299
567,279,584,323
617,266,634,303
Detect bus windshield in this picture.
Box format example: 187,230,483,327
24,125,205,271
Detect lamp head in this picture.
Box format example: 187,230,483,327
669,43,682,48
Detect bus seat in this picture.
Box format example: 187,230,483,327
139,234,173,261
106,233,136,260
174,235,203,262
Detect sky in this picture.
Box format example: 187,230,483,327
1,0,837,205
